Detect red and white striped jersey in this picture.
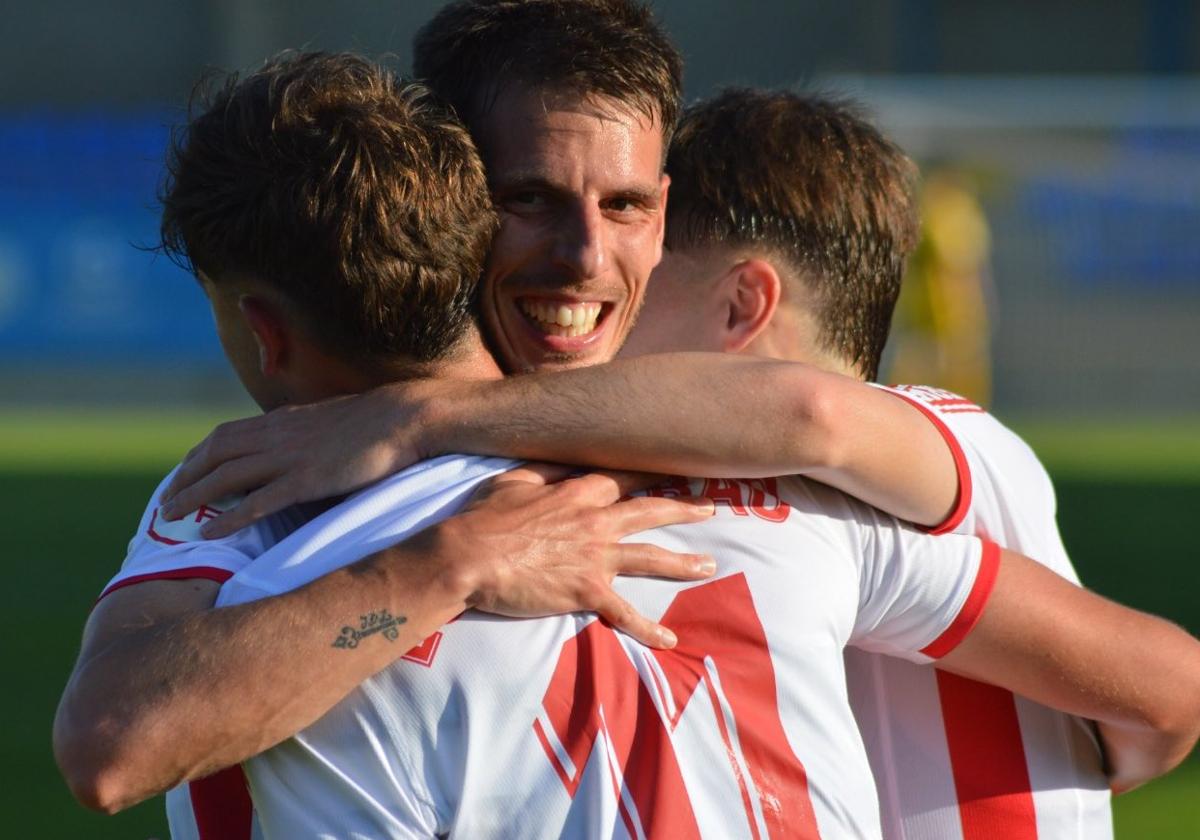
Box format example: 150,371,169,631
216,459,999,839
845,385,1111,840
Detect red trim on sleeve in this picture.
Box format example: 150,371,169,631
920,540,1001,659
885,388,973,535
190,765,253,840
96,566,235,604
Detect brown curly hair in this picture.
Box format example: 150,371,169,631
160,51,497,365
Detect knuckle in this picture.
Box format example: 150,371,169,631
610,601,634,627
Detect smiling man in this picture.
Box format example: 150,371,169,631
411,0,676,374
475,85,665,370
51,44,718,837
139,38,1200,839
158,77,1199,835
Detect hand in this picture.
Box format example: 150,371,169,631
160,382,449,537
435,464,717,649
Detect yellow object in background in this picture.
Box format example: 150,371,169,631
888,170,993,405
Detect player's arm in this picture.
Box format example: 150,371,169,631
53,470,715,814
938,549,1200,793
161,352,959,537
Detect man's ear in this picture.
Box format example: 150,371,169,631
721,258,782,353
237,296,288,375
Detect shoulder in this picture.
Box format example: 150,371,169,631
880,384,1051,487
99,466,276,603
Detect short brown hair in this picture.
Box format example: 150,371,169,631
160,51,496,365
665,89,920,380
413,0,682,147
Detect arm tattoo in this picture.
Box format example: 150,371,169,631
332,609,407,649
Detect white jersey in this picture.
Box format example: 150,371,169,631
101,457,516,840
100,465,317,840
216,456,999,839
845,385,1111,840
99,466,307,600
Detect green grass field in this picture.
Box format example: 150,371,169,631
8,409,1199,837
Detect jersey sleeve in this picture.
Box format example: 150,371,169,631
871,383,975,535
849,512,1001,664
97,465,265,603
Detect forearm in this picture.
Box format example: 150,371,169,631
939,551,1200,790
422,353,955,524
54,530,469,813
425,354,838,475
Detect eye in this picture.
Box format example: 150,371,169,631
506,191,549,209
603,194,653,217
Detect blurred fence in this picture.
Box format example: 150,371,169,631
851,76,1200,415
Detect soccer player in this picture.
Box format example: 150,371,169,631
61,1,1199,836
165,89,1184,837
52,48,718,827
124,24,1200,840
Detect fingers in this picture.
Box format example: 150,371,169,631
604,495,715,536
160,456,276,522
490,462,578,487
592,589,679,650
163,419,268,507
608,543,715,581
195,482,296,539
580,469,672,499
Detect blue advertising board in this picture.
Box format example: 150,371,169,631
0,113,225,367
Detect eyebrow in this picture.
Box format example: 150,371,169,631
489,174,567,195
492,173,662,204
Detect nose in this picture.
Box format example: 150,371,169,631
551,202,605,279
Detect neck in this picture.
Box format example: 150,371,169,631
268,328,503,410
365,328,504,387
746,310,864,381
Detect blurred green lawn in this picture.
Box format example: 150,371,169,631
6,408,1198,837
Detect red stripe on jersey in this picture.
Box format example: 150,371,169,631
920,540,1000,659
883,388,974,535
190,765,253,840
95,566,235,605
936,671,1037,840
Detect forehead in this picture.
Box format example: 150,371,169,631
476,86,664,188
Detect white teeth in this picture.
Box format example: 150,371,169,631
519,300,603,337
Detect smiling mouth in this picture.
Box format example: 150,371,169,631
517,298,607,338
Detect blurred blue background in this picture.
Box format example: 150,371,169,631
1,0,1196,415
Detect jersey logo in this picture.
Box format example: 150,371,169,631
534,574,819,839
146,496,243,544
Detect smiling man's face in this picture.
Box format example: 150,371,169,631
475,85,669,373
